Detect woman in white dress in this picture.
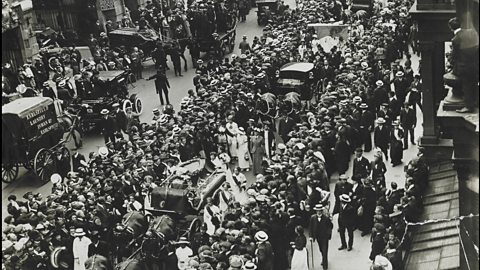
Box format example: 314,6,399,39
226,115,239,159
236,127,251,171
290,225,308,270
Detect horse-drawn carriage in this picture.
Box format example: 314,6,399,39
196,20,238,57
2,97,74,183
108,28,160,62
69,70,143,132
275,62,316,100
256,0,279,25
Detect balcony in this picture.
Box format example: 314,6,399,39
416,0,456,10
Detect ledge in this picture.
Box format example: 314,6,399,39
437,101,479,133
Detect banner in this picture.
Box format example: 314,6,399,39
307,23,349,52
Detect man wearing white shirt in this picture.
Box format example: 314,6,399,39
72,228,91,270
226,115,239,158
175,237,193,270
311,34,321,54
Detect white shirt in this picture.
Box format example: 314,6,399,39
176,246,193,270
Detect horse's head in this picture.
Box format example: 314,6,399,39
85,254,109,270
141,229,169,260
256,99,270,115
113,224,134,244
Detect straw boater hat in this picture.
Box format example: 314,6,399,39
73,228,85,237
98,147,109,157
244,262,257,270
50,173,62,184
177,237,189,245
359,103,368,109
340,194,351,203
376,117,386,124
313,204,325,211
376,80,384,87
396,71,404,77
254,231,268,242
101,109,109,115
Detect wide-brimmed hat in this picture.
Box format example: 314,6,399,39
244,262,257,270
73,228,86,237
177,237,190,245
98,147,109,157
376,117,386,124
340,194,351,203
50,173,62,184
254,231,268,242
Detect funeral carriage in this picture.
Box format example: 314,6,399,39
69,70,143,132
275,62,315,100
108,28,160,62
256,0,279,25
139,159,227,257
2,97,76,183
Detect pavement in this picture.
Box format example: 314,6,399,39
1,2,424,269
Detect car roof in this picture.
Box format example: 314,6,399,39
280,62,314,73
2,97,53,118
256,0,277,3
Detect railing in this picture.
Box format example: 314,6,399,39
416,0,456,10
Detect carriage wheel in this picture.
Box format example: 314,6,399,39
34,149,55,183
122,99,133,114
129,94,143,116
48,56,58,71
188,218,201,243
2,164,19,183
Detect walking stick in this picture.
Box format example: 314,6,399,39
310,238,314,269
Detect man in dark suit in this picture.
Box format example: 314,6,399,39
399,102,416,149
358,103,374,152
388,91,401,120
111,103,127,134
309,204,333,269
338,194,356,251
448,17,479,113
352,148,370,181
147,68,170,105
333,174,353,215
71,151,86,172
100,109,115,144
278,113,296,143
255,231,274,270
88,230,110,258
373,117,390,159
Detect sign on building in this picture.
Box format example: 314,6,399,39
99,0,115,11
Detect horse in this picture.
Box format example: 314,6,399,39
112,211,149,265
85,254,112,270
255,96,277,123
141,215,177,262
169,15,191,71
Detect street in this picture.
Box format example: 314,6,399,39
1,3,424,269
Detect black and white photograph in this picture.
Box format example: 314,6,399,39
1,0,478,269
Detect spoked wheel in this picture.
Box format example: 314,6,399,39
130,94,143,116
122,99,133,113
188,218,202,243
2,164,19,183
34,149,55,183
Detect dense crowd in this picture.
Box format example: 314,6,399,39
2,0,430,269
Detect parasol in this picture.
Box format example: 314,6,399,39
284,92,301,104
261,93,276,103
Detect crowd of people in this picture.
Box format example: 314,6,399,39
2,0,431,269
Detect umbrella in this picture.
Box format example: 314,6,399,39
284,92,300,104
261,93,276,103
356,10,367,18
